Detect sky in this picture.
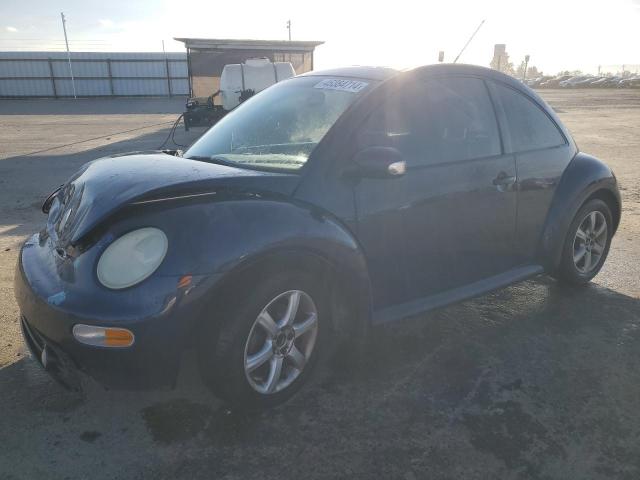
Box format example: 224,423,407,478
0,0,639,75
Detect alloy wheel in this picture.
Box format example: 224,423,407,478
243,290,319,394
573,210,607,274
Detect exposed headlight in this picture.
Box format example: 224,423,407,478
97,227,168,289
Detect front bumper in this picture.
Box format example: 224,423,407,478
14,233,218,390
20,314,82,391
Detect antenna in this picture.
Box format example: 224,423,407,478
453,19,485,64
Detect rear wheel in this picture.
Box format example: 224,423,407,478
555,199,612,285
198,271,328,409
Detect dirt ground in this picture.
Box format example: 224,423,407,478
0,90,639,479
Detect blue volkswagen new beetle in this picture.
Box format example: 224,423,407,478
15,65,620,408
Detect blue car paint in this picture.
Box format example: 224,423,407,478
14,64,621,390
53,153,301,245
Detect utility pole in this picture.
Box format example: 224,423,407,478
60,12,77,99
286,20,291,41
523,54,530,81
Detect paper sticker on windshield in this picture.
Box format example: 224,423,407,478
314,79,369,93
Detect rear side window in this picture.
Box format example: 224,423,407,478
358,76,501,165
492,83,565,152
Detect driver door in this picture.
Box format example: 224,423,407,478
353,75,519,312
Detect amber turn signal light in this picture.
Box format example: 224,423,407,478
72,324,135,348
177,275,192,289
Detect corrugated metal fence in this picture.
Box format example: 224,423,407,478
0,52,189,98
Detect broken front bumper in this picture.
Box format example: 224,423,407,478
14,233,217,391
20,314,81,391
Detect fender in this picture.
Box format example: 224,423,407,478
202,197,373,332
538,152,620,272
102,193,373,331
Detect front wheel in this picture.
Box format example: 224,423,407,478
554,199,613,285
198,271,327,409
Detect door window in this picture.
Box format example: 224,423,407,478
491,83,565,152
358,76,501,165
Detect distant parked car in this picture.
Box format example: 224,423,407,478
582,77,607,87
590,76,623,88
604,76,623,87
588,77,613,87
618,76,640,88
560,76,592,88
15,64,621,408
539,75,573,88
527,76,552,88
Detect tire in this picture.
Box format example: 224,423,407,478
197,270,329,409
554,198,613,285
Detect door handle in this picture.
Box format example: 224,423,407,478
492,172,516,186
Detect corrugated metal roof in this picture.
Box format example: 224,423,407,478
174,38,324,51
0,51,186,60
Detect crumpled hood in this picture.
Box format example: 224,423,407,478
47,153,299,245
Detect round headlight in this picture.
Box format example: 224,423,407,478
97,227,168,289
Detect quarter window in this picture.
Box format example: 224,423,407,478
492,83,565,152
358,76,501,165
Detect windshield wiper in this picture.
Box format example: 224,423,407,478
235,158,305,166
185,155,234,167
161,149,183,157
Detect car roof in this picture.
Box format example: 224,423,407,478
302,63,536,90
408,63,537,92
303,63,560,114
299,66,400,81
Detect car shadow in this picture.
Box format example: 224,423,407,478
0,97,189,115
0,123,205,240
1,276,639,478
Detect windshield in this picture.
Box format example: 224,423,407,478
184,76,375,171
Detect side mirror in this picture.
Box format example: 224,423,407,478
349,146,406,179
